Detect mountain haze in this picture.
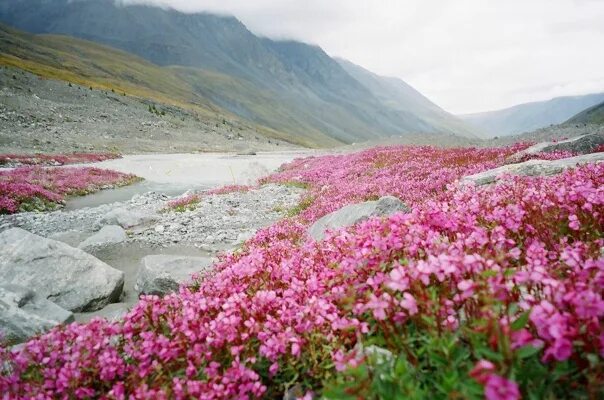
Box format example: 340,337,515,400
0,0,479,144
566,101,604,126
460,93,604,137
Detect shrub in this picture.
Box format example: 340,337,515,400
0,166,140,214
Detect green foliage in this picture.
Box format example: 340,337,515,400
286,195,315,217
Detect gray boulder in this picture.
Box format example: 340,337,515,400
48,229,89,247
78,225,127,251
0,228,124,312
135,255,213,296
308,196,410,241
0,284,74,345
100,208,157,229
513,134,604,159
462,152,604,185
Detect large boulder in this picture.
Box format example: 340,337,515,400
0,228,124,312
308,196,410,241
135,255,213,296
513,133,604,159
0,284,74,345
78,225,127,251
100,208,157,229
462,152,604,186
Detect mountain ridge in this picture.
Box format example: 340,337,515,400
0,0,480,144
460,92,604,137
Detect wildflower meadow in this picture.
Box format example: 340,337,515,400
1,144,602,399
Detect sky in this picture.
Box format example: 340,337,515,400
122,0,604,114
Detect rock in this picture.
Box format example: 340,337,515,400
462,152,604,185
0,228,124,312
513,133,604,159
308,196,410,241
154,225,165,233
78,225,127,251
135,255,213,296
100,208,157,229
75,303,130,323
48,229,89,247
0,284,74,345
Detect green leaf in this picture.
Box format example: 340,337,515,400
516,345,541,359
511,310,531,332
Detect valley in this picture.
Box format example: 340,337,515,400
0,1,603,399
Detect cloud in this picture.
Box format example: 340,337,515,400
121,0,604,114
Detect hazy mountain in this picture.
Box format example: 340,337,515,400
460,93,604,137
336,58,481,138
0,0,479,143
566,101,604,125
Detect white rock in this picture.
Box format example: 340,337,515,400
135,255,213,296
0,284,74,345
0,228,124,312
100,208,157,229
462,152,604,185
308,196,410,241
78,225,127,251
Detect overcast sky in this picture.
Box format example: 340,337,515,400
123,0,604,114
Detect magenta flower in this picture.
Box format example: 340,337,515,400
484,375,521,400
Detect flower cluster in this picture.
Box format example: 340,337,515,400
1,145,602,399
207,184,253,195
0,152,120,167
261,144,530,223
164,194,202,212
0,166,140,213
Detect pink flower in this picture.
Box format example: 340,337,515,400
484,375,521,400
568,214,580,230
469,359,496,384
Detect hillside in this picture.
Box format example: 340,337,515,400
460,92,604,137
0,24,330,147
0,0,479,143
566,101,604,125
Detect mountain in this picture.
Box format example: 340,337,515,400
460,93,604,137
0,0,479,145
336,58,480,138
566,101,604,125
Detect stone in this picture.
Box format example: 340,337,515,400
135,255,213,296
512,133,604,160
48,229,89,247
100,208,157,229
308,196,410,241
78,225,127,251
0,228,124,312
462,152,604,185
0,284,74,345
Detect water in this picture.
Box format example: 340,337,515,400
65,151,310,210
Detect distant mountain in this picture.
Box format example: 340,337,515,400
0,0,479,144
336,58,480,138
460,93,604,137
566,101,604,125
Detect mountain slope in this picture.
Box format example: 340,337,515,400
336,58,481,138
566,101,604,125
0,0,479,143
0,24,324,146
460,93,604,137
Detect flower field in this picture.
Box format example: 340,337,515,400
1,144,603,399
0,166,140,213
0,152,120,167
